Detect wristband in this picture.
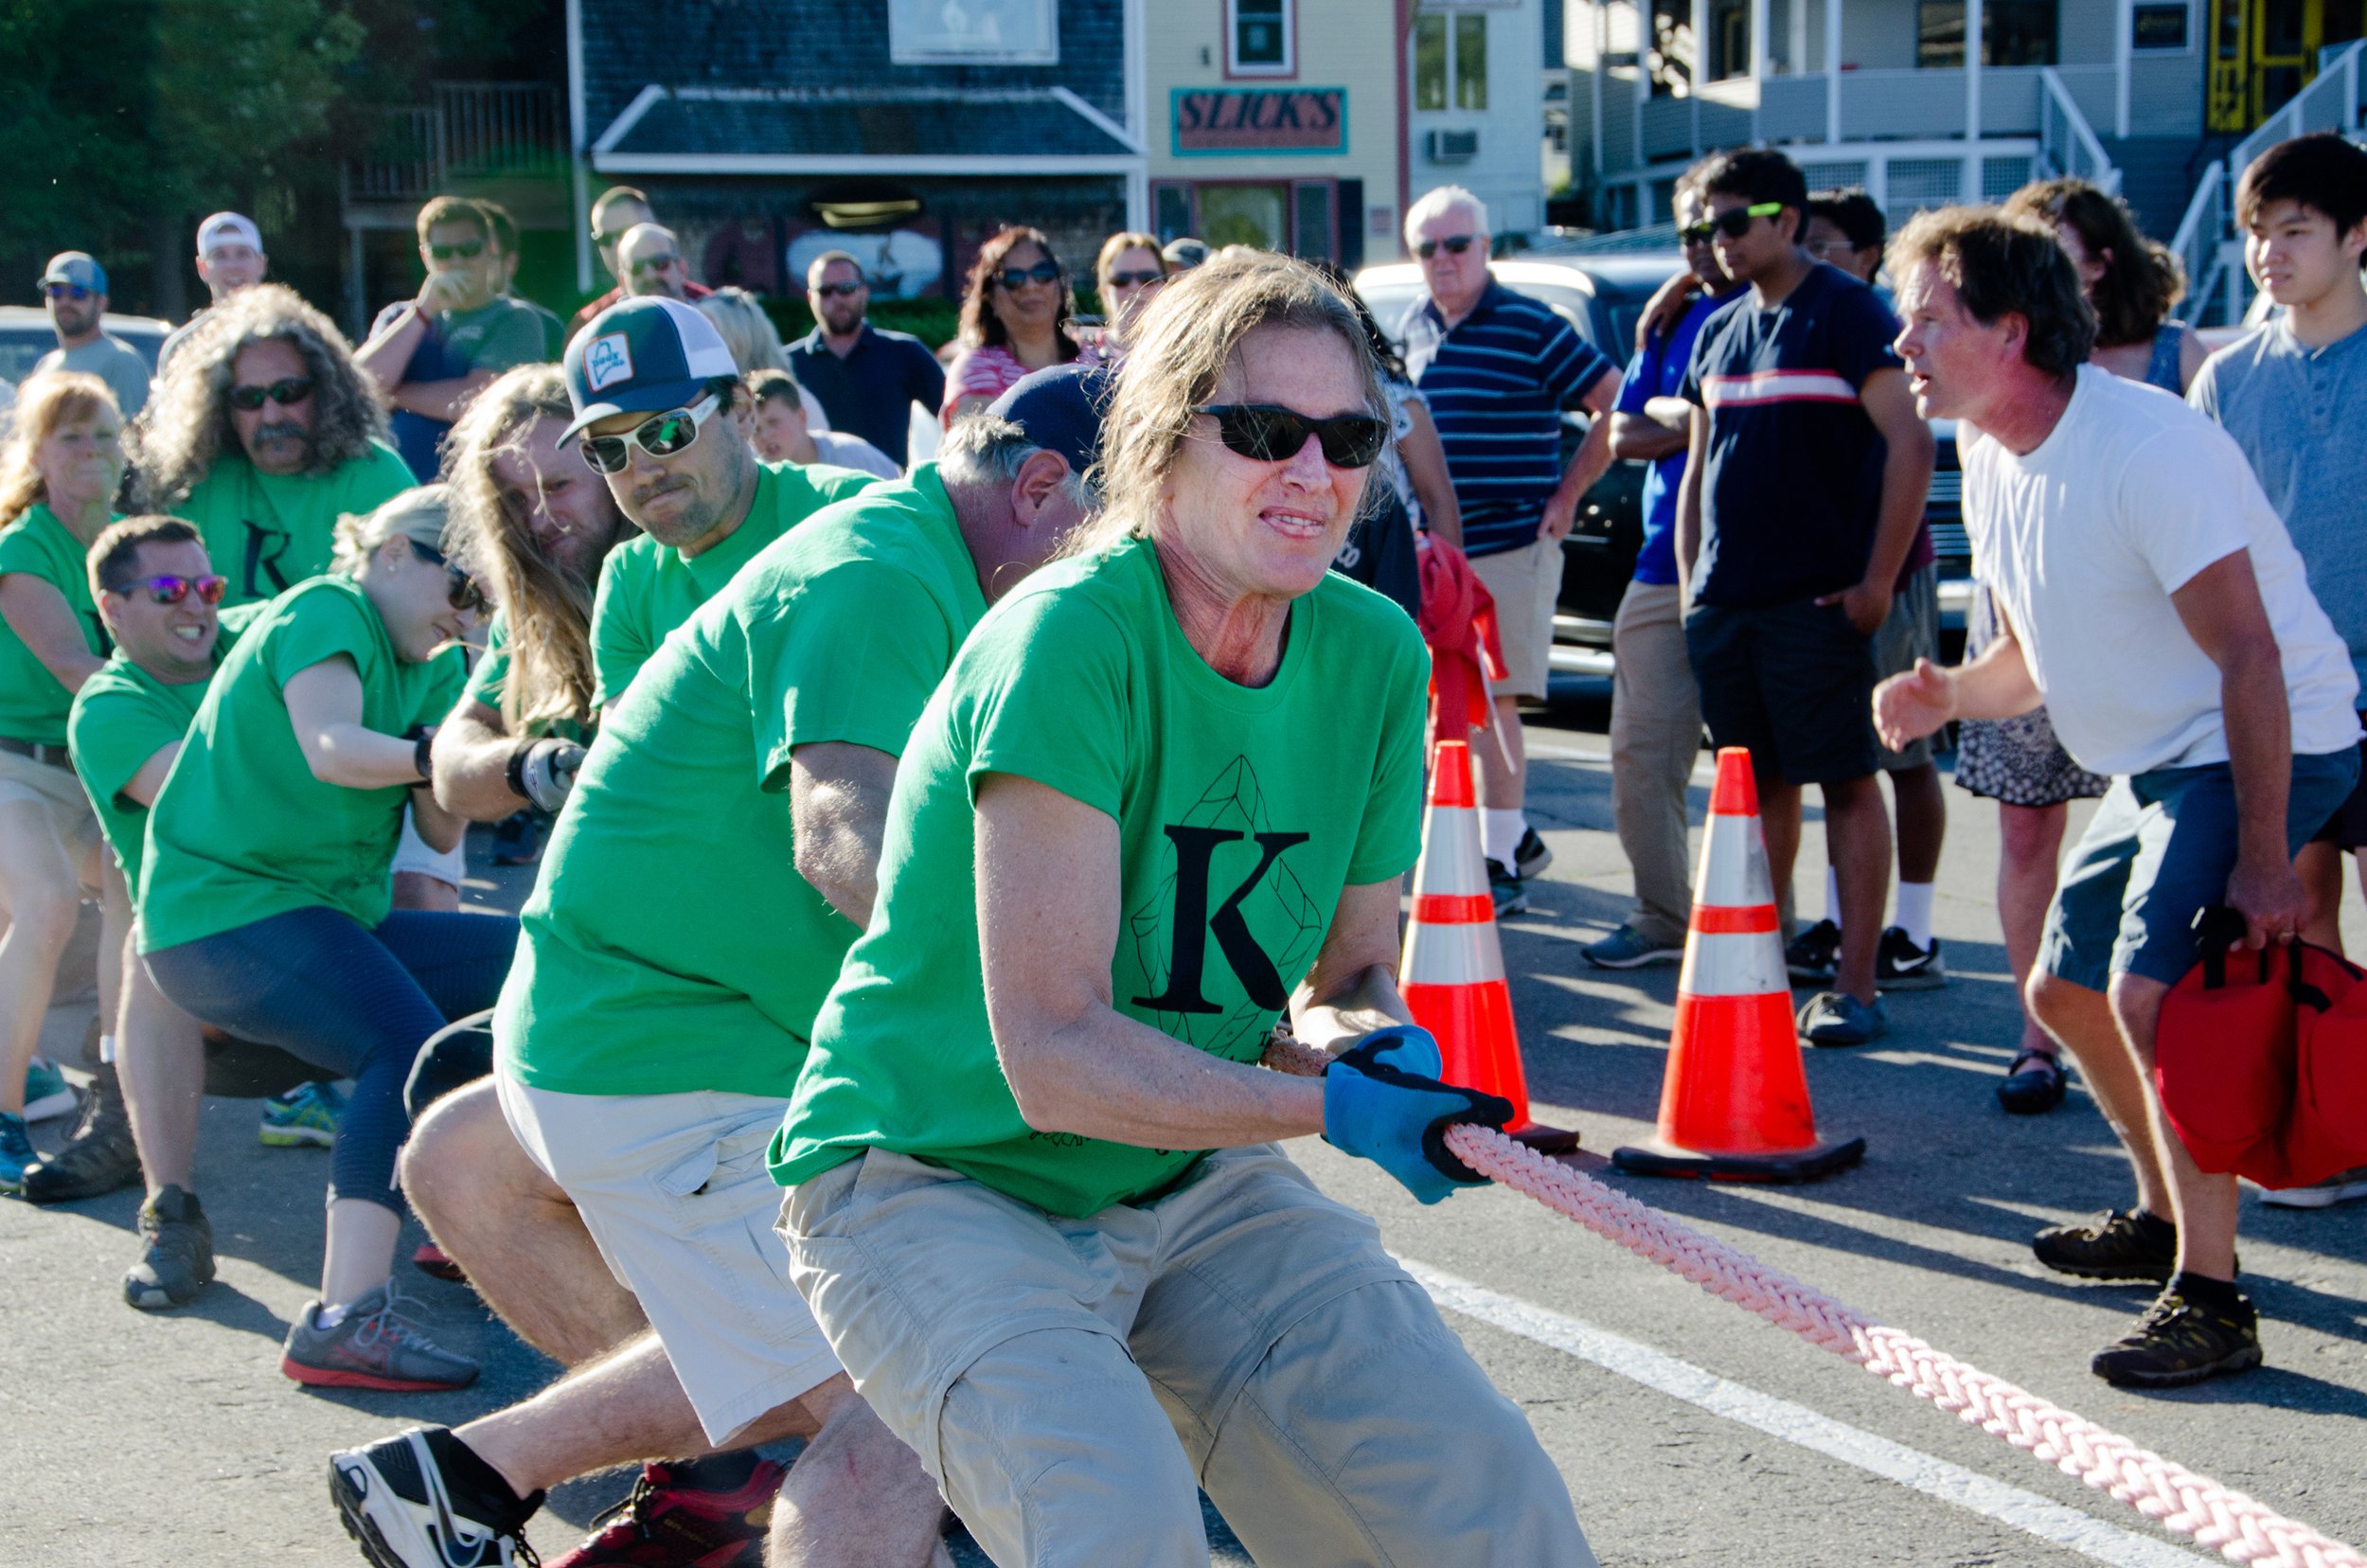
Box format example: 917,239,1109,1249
413,730,436,782
505,739,537,801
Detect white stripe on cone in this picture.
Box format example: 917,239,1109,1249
1679,929,1790,999
1405,920,1510,987
1415,804,1490,897
1695,812,1775,911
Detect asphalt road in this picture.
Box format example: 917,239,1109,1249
4,680,2362,1567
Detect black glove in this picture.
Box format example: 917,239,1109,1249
507,737,585,812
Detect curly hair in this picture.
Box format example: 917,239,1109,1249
956,226,1081,359
1892,205,2097,380
2004,178,2182,348
441,365,613,734
0,372,122,530
133,282,389,509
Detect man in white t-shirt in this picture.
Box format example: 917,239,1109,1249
1874,207,2360,1390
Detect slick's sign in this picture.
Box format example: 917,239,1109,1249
1172,88,1348,155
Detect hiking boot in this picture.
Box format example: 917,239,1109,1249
22,1062,139,1203
1798,990,1886,1046
547,1457,786,1567
2257,1167,2367,1209
2032,1207,2177,1283
0,1111,37,1195
260,1079,344,1149
22,1056,76,1122
2091,1286,2262,1388
1512,826,1554,882
1875,926,1948,990
1486,858,1529,918
1583,923,1685,970
330,1426,542,1568
1785,918,1841,985
283,1285,478,1392
125,1185,216,1310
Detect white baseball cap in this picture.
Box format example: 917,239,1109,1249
196,212,264,257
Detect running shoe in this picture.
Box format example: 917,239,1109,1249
1486,858,1529,918
0,1111,36,1195
2257,1167,2367,1209
1995,1049,2069,1116
2091,1286,2261,1388
23,1062,139,1203
283,1285,479,1392
23,1056,76,1123
1582,923,1685,970
330,1427,542,1568
546,1457,786,1567
1512,826,1554,882
1875,927,1948,990
491,810,543,867
125,1185,215,1310
412,1241,467,1284
1797,990,1885,1046
2032,1207,2177,1283
261,1079,345,1149
1784,918,1841,985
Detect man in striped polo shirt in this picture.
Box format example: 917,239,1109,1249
1674,149,1935,1047
1400,186,1618,915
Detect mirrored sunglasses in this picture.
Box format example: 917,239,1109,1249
112,574,226,607
578,397,720,474
43,283,93,301
1680,202,1785,245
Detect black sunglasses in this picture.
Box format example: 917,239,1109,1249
994,258,1062,291
108,573,226,607
1193,404,1389,470
1415,234,1481,260
578,397,720,474
813,280,864,299
1105,268,1164,289
426,240,486,262
1679,202,1785,245
226,377,314,412
407,540,489,615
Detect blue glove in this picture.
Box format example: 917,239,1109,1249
1345,1024,1442,1079
1322,1036,1513,1204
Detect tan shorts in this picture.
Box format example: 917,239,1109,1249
1468,536,1562,702
779,1144,1593,1568
1873,564,1941,772
0,745,101,858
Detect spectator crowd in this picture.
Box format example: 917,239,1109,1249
0,132,2361,1568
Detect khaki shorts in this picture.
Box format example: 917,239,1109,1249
779,1143,1593,1568
1468,535,1562,703
0,745,101,858
497,1076,841,1445
1872,563,1941,772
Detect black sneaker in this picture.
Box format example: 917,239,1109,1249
1513,826,1554,882
1875,927,1948,990
330,1427,542,1568
490,810,543,867
1785,918,1841,985
125,1185,215,1310
2091,1287,2262,1388
2032,1207,2176,1283
22,1062,139,1203
1486,858,1529,918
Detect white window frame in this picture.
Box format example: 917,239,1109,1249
1226,0,1296,77
887,0,1060,65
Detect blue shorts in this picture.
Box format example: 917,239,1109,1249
2039,747,2361,990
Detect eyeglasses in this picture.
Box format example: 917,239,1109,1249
226,377,314,411
993,259,1062,292
1415,234,1481,260
407,541,489,615
813,280,865,299
108,574,226,607
43,283,92,302
1105,268,1165,289
592,228,632,249
425,240,486,262
1192,404,1389,470
629,254,683,275
1680,202,1785,244
578,396,721,473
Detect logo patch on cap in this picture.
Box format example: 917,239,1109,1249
584,333,634,393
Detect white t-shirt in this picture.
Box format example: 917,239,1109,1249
1964,365,2359,777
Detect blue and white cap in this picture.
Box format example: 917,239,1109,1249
561,296,739,441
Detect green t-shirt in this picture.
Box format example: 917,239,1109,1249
173,442,416,605
440,296,547,376
771,538,1430,1217
137,576,466,951
0,505,110,744
67,601,264,897
496,467,985,1099
458,614,591,744
588,460,881,708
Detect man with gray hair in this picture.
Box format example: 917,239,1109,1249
329,369,1104,1568
617,223,694,302
1399,186,1618,913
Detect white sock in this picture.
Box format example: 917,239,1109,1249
314,1301,350,1329
98,1034,116,1065
1896,882,1935,950
1824,865,1842,929
1483,809,1527,866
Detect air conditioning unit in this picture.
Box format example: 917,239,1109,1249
1427,128,1480,162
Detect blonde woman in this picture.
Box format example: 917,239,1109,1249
0,373,123,1194
1085,229,1167,365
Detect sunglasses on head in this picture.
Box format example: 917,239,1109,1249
1193,404,1389,470
1105,268,1164,289
578,395,721,474
226,376,314,412
994,258,1062,291
406,540,489,615
426,240,486,262
109,573,226,607
1415,234,1481,260
813,280,864,298
1680,202,1785,245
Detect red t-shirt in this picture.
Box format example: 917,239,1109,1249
567,280,715,340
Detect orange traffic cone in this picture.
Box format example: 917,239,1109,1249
1612,748,1864,1182
1403,739,1581,1154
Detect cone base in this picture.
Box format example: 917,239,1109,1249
1609,1134,1866,1185
1507,1121,1581,1155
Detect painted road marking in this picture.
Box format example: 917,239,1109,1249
1405,1259,2216,1568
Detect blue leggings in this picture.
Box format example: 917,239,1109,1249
145,906,520,1214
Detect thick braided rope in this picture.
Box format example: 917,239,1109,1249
1264,1035,2362,1566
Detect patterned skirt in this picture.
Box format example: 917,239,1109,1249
1952,585,2109,809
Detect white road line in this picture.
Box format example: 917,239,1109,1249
1403,1259,2216,1568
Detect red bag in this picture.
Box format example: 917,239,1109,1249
2292,969,2367,1185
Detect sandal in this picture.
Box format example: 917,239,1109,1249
1997,1048,2068,1115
